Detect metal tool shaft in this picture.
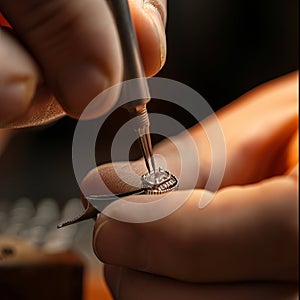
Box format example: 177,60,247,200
109,0,155,173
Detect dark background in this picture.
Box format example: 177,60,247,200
0,0,298,203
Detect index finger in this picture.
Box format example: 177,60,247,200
0,0,167,119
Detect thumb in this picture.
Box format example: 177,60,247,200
93,173,298,283
0,0,122,118
0,0,166,119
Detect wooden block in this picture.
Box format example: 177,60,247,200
0,236,83,300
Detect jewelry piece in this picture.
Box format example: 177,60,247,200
142,168,178,194
57,168,178,228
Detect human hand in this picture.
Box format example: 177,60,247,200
0,0,166,127
103,267,297,300
85,72,298,299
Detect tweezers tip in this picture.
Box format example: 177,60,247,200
57,220,76,228
57,223,66,229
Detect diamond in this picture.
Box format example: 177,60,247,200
141,168,178,194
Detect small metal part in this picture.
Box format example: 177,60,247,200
142,168,178,194
109,0,155,174
57,1,175,230
57,189,145,229
57,169,178,228
133,106,156,174
57,202,99,229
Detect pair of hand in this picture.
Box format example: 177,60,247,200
0,0,166,127
83,72,298,299
1,1,298,299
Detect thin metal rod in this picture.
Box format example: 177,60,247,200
137,134,151,173
145,127,156,172
57,189,145,228
136,125,156,174
109,0,155,174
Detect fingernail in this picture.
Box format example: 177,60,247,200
93,218,147,270
144,1,167,69
57,61,114,119
0,81,31,123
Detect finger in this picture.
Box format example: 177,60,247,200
129,0,167,76
196,72,299,187
0,0,166,118
0,27,39,125
216,71,299,186
153,72,299,189
93,173,298,282
104,266,298,300
0,27,64,128
0,0,122,118
81,137,198,197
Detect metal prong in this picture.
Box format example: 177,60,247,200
57,202,99,228
57,189,145,228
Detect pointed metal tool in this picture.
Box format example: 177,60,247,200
57,189,145,228
57,170,178,228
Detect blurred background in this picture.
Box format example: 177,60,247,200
0,0,298,298
0,0,298,201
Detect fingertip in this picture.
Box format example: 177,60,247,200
81,162,145,196
0,80,30,124
0,29,38,126
56,60,120,119
1,0,124,120
129,0,167,76
93,217,147,270
93,215,112,261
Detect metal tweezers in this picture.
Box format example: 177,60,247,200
57,188,145,228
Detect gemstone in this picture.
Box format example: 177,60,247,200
141,168,178,194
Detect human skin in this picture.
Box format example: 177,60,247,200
0,1,297,298
0,0,167,126
84,72,298,299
